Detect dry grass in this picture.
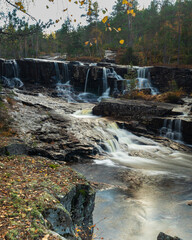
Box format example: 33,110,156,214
122,89,186,104
6,97,16,107
67,56,102,63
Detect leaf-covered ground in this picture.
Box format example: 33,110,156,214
0,154,87,240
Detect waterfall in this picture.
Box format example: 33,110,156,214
13,60,19,78
1,60,23,88
97,88,110,102
62,62,69,83
102,67,108,93
160,118,183,142
84,68,90,93
54,62,61,83
109,68,123,80
137,67,158,95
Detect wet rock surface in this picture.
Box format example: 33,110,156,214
92,99,177,119
157,232,182,240
2,87,192,239
11,91,98,162
43,184,95,240
150,67,192,94
93,98,192,147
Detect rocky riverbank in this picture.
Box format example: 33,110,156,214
0,155,95,240
0,87,191,239
0,89,96,240
93,98,192,148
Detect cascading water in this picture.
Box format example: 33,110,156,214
13,60,19,78
109,67,124,80
62,62,69,83
102,67,108,93
97,88,110,102
54,62,61,83
84,68,90,93
55,81,77,103
71,111,192,240
83,67,111,102
137,67,158,95
160,118,183,142
1,60,23,88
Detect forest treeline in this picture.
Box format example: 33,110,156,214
0,0,192,66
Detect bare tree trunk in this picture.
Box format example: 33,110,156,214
36,33,39,58
24,36,28,57
177,0,181,65
177,18,181,65
19,38,23,58
127,14,133,47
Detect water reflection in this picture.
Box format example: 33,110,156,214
70,110,192,240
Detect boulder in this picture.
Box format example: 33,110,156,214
43,184,95,240
92,99,176,120
0,141,28,156
157,232,182,240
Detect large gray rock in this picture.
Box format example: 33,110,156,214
92,99,176,120
157,232,182,240
43,184,95,240
0,142,28,156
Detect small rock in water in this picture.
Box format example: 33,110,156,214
187,200,192,206
170,144,179,150
157,232,182,240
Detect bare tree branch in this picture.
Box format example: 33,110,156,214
0,29,39,37
5,0,37,22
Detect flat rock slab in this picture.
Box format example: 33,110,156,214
92,99,177,119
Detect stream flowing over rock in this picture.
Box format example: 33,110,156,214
92,98,192,146
1,58,192,96
3,86,190,239
1,58,192,239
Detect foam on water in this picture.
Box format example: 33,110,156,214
72,109,100,119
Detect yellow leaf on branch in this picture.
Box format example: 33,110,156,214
102,16,108,24
80,1,85,6
122,0,128,4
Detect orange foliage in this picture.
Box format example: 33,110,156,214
67,56,102,63
122,89,186,104
6,97,16,106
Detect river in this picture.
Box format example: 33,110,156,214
71,110,192,240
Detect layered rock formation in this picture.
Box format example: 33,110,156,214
150,66,192,93
92,99,192,146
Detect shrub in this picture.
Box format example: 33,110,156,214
122,89,185,104
156,90,185,104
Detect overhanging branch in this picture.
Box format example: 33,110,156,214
5,0,37,22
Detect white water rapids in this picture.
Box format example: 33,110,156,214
71,110,192,240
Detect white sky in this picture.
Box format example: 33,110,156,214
1,0,152,32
